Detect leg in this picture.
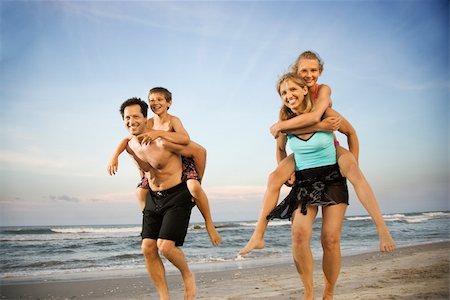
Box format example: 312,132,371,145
186,179,222,246
157,239,197,300
161,140,207,178
186,141,206,178
136,187,148,211
141,239,170,300
291,206,318,300
239,154,296,255
320,203,347,300
336,146,396,252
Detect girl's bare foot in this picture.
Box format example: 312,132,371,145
239,236,265,255
206,223,222,246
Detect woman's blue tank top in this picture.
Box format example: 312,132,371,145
287,131,336,171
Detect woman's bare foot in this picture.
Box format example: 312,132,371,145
206,223,222,246
183,272,197,300
239,236,265,255
302,290,315,300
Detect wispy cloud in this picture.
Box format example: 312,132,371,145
58,1,230,37
48,194,80,203
0,150,70,169
86,191,135,203
0,150,99,177
204,185,290,203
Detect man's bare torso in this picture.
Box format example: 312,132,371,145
127,137,182,191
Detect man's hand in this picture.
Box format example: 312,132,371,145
107,157,119,176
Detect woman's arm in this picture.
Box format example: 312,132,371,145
276,134,288,164
324,108,359,162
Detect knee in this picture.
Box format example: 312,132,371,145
192,143,207,157
187,180,201,195
339,154,360,178
198,145,207,157
321,232,341,251
157,240,175,257
141,240,158,258
267,171,284,189
291,227,312,247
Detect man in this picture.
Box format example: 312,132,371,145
120,97,196,300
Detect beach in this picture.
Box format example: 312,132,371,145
1,241,448,299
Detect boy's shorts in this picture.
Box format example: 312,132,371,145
141,181,194,246
181,156,201,182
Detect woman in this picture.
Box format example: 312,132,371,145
241,73,360,300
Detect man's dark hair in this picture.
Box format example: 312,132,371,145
119,97,148,119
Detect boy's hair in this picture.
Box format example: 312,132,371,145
277,73,314,121
290,50,324,74
119,97,148,119
149,87,172,102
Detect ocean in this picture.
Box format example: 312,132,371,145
1,211,449,281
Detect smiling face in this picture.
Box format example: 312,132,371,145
123,104,147,135
279,79,309,112
296,58,322,89
149,92,171,116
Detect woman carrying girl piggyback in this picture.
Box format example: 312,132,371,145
240,52,396,299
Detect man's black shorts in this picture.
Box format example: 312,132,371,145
141,181,194,246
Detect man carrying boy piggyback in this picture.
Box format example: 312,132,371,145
119,97,197,300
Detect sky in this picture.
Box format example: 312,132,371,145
1,0,448,226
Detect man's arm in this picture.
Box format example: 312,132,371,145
107,137,131,175
125,144,151,172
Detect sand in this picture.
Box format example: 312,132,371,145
1,241,449,299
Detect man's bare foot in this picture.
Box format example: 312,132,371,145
379,228,396,252
239,236,265,255
183,272,197,300
206,223,222,246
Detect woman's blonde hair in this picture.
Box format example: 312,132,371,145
277,73,314,121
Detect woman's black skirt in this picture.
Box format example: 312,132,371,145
267,163,348,220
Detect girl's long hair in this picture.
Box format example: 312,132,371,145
277,73,314,121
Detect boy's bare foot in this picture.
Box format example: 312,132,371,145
379,228,396,252
239,236,265,255
183,272,197,300
206,223,222,246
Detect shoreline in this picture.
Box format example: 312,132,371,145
1,241,449,299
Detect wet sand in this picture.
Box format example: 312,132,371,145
1,241,448,299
